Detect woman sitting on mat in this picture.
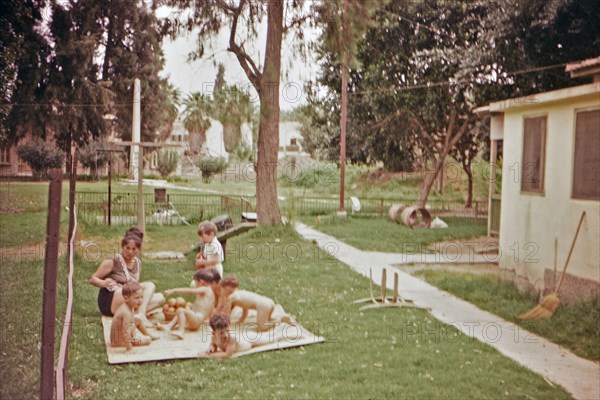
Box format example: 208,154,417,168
89,228,164,326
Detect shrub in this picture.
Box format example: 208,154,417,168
280,163,339,188
196,157,227,183
78,139,110,179
16,138,64,180
234,143,253,162
167,175,188,184
156,150,180,178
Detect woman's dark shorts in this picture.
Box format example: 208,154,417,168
98,287,115,317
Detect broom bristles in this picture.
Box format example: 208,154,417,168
540,293,560,313
517,293,561,320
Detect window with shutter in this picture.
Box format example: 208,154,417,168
572,109,600,200
521,116,547,193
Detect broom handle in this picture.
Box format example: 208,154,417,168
555,211,586,293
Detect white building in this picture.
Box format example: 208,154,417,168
481,57,600,303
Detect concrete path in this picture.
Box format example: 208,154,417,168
295,223,600,400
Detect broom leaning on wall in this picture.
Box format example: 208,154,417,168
518,211,586,321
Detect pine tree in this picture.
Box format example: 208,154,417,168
213,64,253,154
1,0,51,146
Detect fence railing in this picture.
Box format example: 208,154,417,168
75,191,255,226
76,191,488,225
286,196,487,218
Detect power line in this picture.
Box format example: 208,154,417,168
348,63,568,96
3,63,570,106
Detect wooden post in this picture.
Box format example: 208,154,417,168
60,144,77,397
487,139,498,236
40,168,62,400
132,78,144,232
137,146,145,232
130,78,141,179
380,269,387,303
108,154,112,225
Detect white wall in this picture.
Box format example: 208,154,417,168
499,92,600,290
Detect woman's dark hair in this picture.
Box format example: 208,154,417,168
125,227,144,241
121,233,143,249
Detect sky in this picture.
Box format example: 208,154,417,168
159,11,321,112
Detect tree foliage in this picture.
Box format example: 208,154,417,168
3,0,177,164
156,150,180,178
166,0,310,224
99,1,170,143
16,137,65,180
46,1,113,152
182,92,213,154
79,139,111,178
212,64,254,153
196,156,227,183
1,0,51,146
303,0,600,205
159,80,182,141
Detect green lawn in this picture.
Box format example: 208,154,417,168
279,157,499,202
0,224,571,399
298,215,487,253
415,270,600,361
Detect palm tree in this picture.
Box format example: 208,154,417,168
182,92,212,154
158,79,181,141
214,85,253,153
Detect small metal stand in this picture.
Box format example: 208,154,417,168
353,268,431,311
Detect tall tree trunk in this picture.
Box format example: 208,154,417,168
463,158,473,208
223,122,240,153
255,0,283,225
339,56,348,212
418,152,448,208
417,113,471,209
189,130,205,155
437,160,444,194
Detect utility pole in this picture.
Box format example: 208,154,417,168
338,0,349,218
131,78,145,232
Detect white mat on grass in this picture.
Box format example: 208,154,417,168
101,311,325,364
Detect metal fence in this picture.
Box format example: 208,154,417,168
76,190,487,225
287,196,487,218
75,191,255,226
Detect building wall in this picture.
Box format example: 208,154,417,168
0,143,32,176
499,93,599,301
